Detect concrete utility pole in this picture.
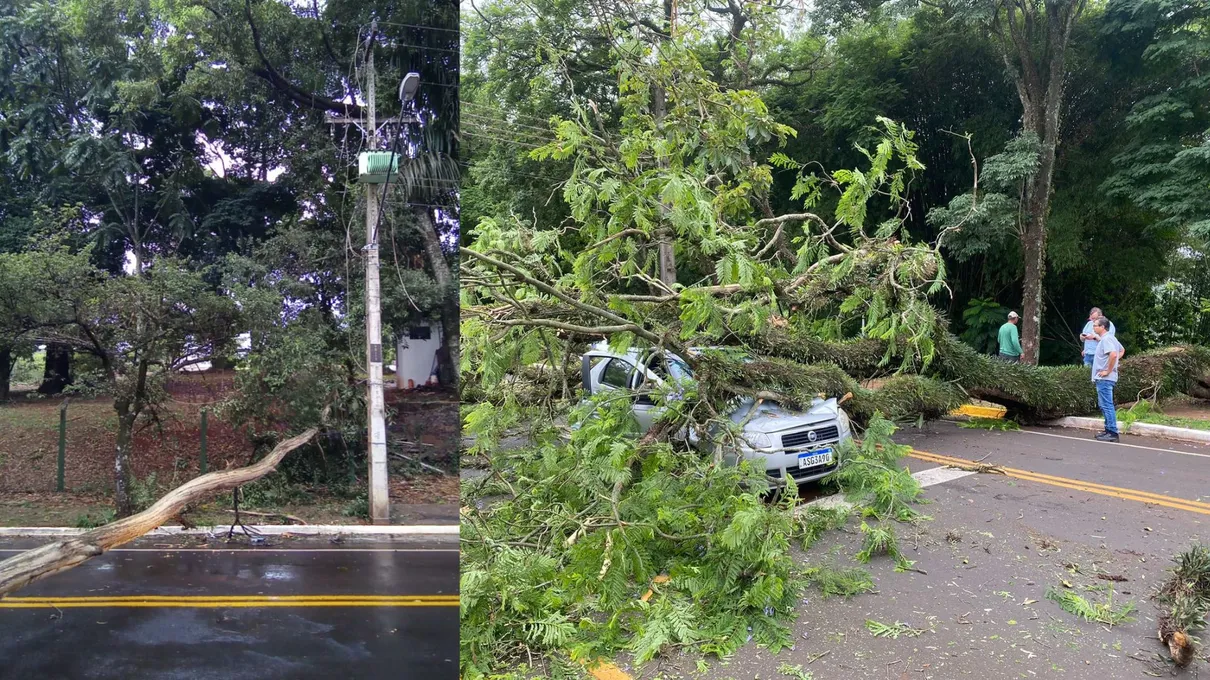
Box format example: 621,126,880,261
362,39,389,525
326,25,421,525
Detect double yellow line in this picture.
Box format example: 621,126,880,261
0,594,460,609
908,448,1210,516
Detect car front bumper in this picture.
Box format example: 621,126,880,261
727,436,848,487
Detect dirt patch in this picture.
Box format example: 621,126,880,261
1158,400,1210,422
386,385,459,506
0,375,461,520
0,396,252,494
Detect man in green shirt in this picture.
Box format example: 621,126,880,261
997,311,1022,362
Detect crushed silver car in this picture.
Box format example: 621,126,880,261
580,343,852,487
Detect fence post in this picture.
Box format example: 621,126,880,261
56,402,67,492
199,408,209,475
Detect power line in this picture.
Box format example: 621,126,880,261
374,21,461,35
462,111,554,135
460,100,558,127
389,41,460,55
461,129,547,149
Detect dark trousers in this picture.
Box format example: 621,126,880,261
997,353,1020,363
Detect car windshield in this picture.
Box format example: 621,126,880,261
667,356,692,382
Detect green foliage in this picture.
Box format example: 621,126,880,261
864,619,925,638
777,662,815,680
832,416,921,521
1046,586,1137,626
342,493,370,520
130,473,160,514
1102,0,1210,238
958,417,1020,431
74,509,117,529
1156,544,1210,637
461,396,805,676
929,133,1041,263
792,505,852,549
960,298,1010,355
855,521,914,572
8,351,44,386
802,565,875,599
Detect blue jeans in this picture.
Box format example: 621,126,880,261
1083,353,1094,367
1095,379,1118,434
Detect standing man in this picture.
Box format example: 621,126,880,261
997,311,1023,362
1079,307,1115,366
1091,317,1125,442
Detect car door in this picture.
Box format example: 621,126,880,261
631,354,670,432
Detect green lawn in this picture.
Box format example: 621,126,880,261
1120,401,1210,432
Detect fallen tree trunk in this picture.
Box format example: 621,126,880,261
746,325,1210,422
464,305,1210,424
0,428,318,599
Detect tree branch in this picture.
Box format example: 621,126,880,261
0,428,319,598
244,0,363,116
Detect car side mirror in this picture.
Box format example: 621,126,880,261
635,393,655,406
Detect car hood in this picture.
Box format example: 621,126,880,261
727,396,841,434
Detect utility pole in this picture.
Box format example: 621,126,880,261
326,25,420,525
362,39,389,525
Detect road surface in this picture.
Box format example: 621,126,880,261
0,535,458,680
641,422,1210,680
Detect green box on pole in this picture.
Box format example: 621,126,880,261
57,404,66,492
358,151,400,184
200,408,209,475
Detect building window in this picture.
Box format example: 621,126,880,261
408,326,432,340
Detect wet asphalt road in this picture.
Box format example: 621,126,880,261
656,422,1210,680
0,536,458,680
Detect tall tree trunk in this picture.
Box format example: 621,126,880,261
0,345,12,402
653,0,678,288
38,343,72,395
1000,0,1083,364
112,358,149,518
113,407,136,518
413,207,460,387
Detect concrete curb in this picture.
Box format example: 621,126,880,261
0,524,459,538
1046,416,1210,445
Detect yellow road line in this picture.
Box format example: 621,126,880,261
0,594,458,609
949,404,1007,419
907,448,1210,516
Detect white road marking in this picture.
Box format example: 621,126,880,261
797,465,974,515
1020,428,1210,460
911,466,978,488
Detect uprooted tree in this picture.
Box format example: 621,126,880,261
458,9,1210,676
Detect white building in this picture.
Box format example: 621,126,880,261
392,321,442,390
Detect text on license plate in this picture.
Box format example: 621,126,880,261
798,448,834,469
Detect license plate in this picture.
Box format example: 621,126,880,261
798,448,833,469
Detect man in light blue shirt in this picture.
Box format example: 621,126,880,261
1091,317,1125,442
1079,307,1114,366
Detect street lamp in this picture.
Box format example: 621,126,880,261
399,72,420,105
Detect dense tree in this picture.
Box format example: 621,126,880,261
0,0,459,515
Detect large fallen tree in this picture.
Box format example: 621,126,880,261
458,14,1209,676
0,428,318,599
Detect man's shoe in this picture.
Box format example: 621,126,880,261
1095,432,1120,442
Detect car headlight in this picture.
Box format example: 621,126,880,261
742,431,773,450
837,411,852,438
